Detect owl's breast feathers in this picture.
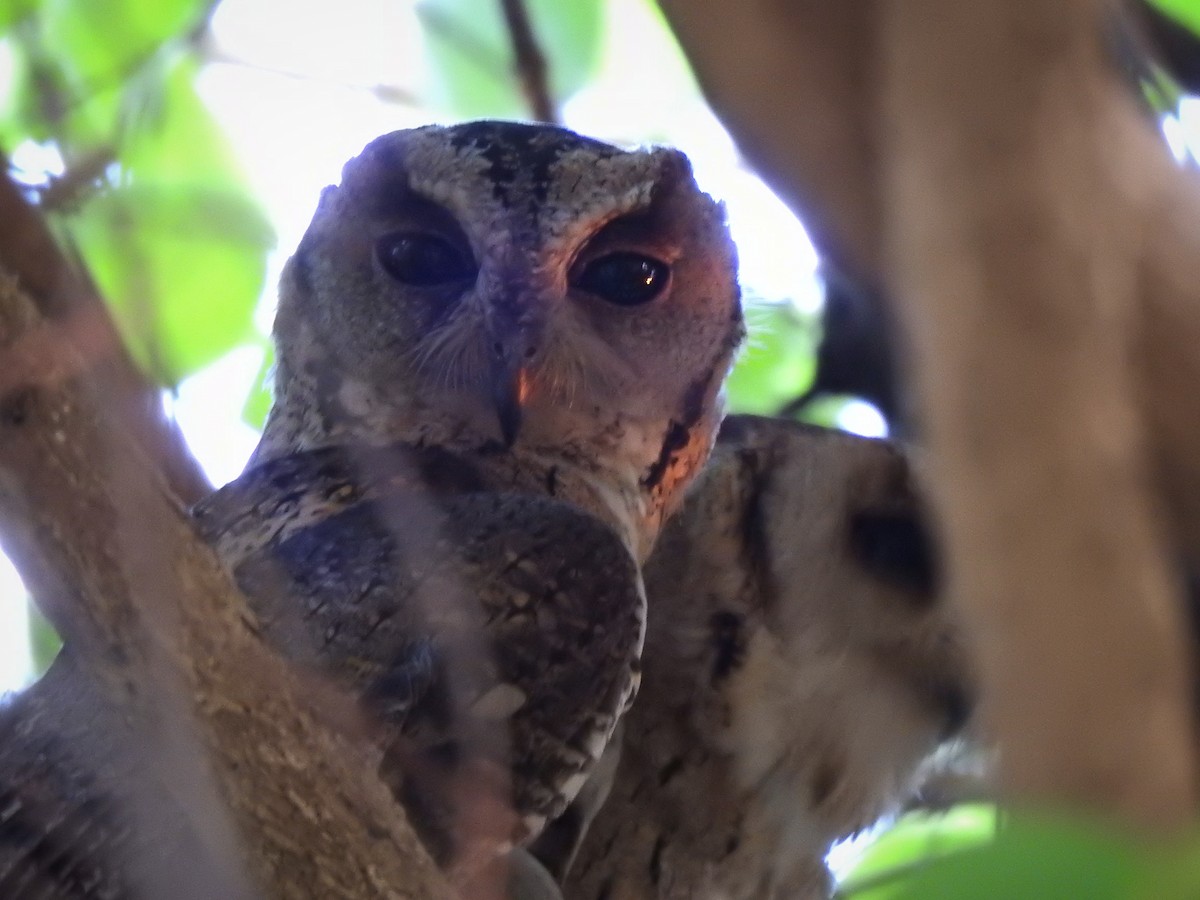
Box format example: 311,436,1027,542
192,441,645,860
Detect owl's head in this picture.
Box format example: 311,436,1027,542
265,121,741,465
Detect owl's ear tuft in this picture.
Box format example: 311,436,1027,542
305,184,341,228
347,130,409,181
648,149,697,201
284,239,315,297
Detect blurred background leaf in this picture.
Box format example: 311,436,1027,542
41,0,206,88
419,0,603,118
0,0,37,32
26,602,61,680
64,58,272,384
725,303,816,415
1148,0,1200,35
241,340,275,431
840,805,1200,900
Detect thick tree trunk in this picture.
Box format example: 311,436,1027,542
660,0,1198,826
881,0,1194,825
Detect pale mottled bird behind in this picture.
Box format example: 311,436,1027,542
556,417,972,899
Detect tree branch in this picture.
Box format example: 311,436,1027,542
880,0,1193,825
658,0,881,281
0,171,210,505
499,0,557,125
1137,153,1200,561
0,253,450,895
658,0,1199,826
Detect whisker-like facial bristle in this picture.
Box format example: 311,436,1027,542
407,318,489,393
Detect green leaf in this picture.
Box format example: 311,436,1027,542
27,599,61,678
4,0,212,153
0,32,68,146
839,805,999,896
0,0,38,33
119,55,252,182
40,0,209,89
5,32,124,151
1144,65,1184,115
69,180,269,385
64,59,273,386
418,0,603,119
839,805,1200,900
794,394,858,431
1148,0,1200,37
725,303,815,415
59,77,123,152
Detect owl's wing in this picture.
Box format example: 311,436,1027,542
194,442,645,865
555,416,969,899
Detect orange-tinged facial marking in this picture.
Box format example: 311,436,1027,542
516,367,534,407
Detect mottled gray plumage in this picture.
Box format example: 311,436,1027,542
192,442,644,863
554,416,972,899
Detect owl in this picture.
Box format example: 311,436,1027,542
548,416,972,899
0,121,744,898
202,121,744,881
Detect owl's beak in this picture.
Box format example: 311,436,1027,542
487,302,539,448
492,363,532,449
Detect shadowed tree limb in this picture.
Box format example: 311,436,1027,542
660,0,1198,827
1138,156,1200,564
0,169,210,505
657,1,882,283
881,0,1194,826
0,235,452,897
500,0,557,124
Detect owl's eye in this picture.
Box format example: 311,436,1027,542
575,252,670,306
376,233,475,286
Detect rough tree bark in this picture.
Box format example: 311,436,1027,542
659,0,1198,826
0,172,210,506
